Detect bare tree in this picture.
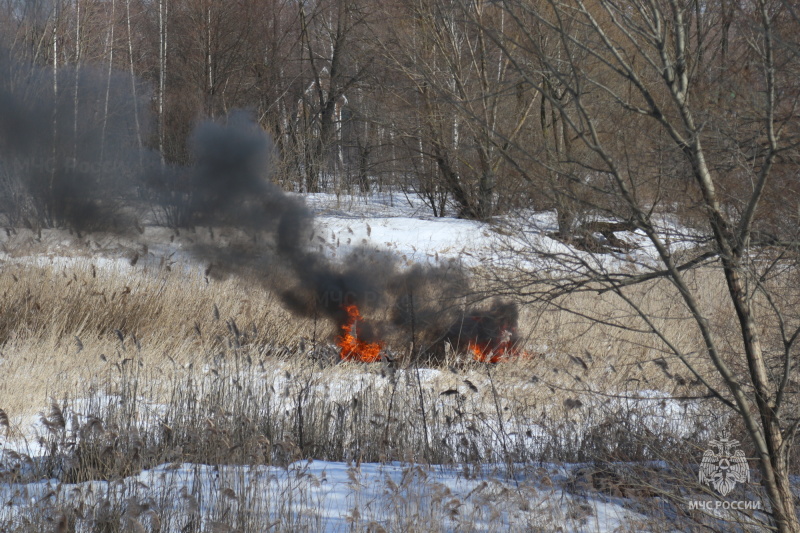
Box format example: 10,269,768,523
381,0,536,219
482,0,800,530
294,0,372,193
157,0,167,164
124,0,142,156
100,0,117,164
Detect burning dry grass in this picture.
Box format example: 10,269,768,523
336,304,383,362
0,251,782,530
0,248,731,418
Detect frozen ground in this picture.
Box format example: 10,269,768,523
0,192,772,531
0,458,657,532
0,191,694,275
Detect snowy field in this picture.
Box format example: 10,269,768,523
0,191,684,273
1,459,654,532
0,193,785,532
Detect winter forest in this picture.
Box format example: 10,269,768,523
0,0,799,531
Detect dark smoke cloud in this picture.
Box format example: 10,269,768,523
169,111,466,343
0,48,517,357
171,109,476,347
0,48,147,232
446,300,521,353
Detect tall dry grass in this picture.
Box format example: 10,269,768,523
0,243,792,531
0,334,728,531
0,256,314,417
0,248,729,418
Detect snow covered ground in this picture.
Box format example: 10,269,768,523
306,193,498,265
0,459,654,532
0,358,724,532
280,193,701,276
0,192,777,531
0,191,696,278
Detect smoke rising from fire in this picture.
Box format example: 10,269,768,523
448,300,524,363
0,48,144,232
173,110,475,348
0,49,522,360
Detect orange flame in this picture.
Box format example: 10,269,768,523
336,304,383,362
468,327,527,363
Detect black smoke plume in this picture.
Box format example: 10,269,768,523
446,300,521,355
0,48,520,359
167,110,473,346
0,48,146,232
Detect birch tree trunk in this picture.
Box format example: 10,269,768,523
100,0,116,164
72,0,81,163
49,0,59,227
158,0,167,164
125,0,142,160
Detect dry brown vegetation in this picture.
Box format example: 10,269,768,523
0,255,306,418
0,237,792,532
0,243,724,419
1,0,799,528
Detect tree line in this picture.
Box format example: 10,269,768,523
2,1,800,530
0,0,530,222
0,0,797,231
